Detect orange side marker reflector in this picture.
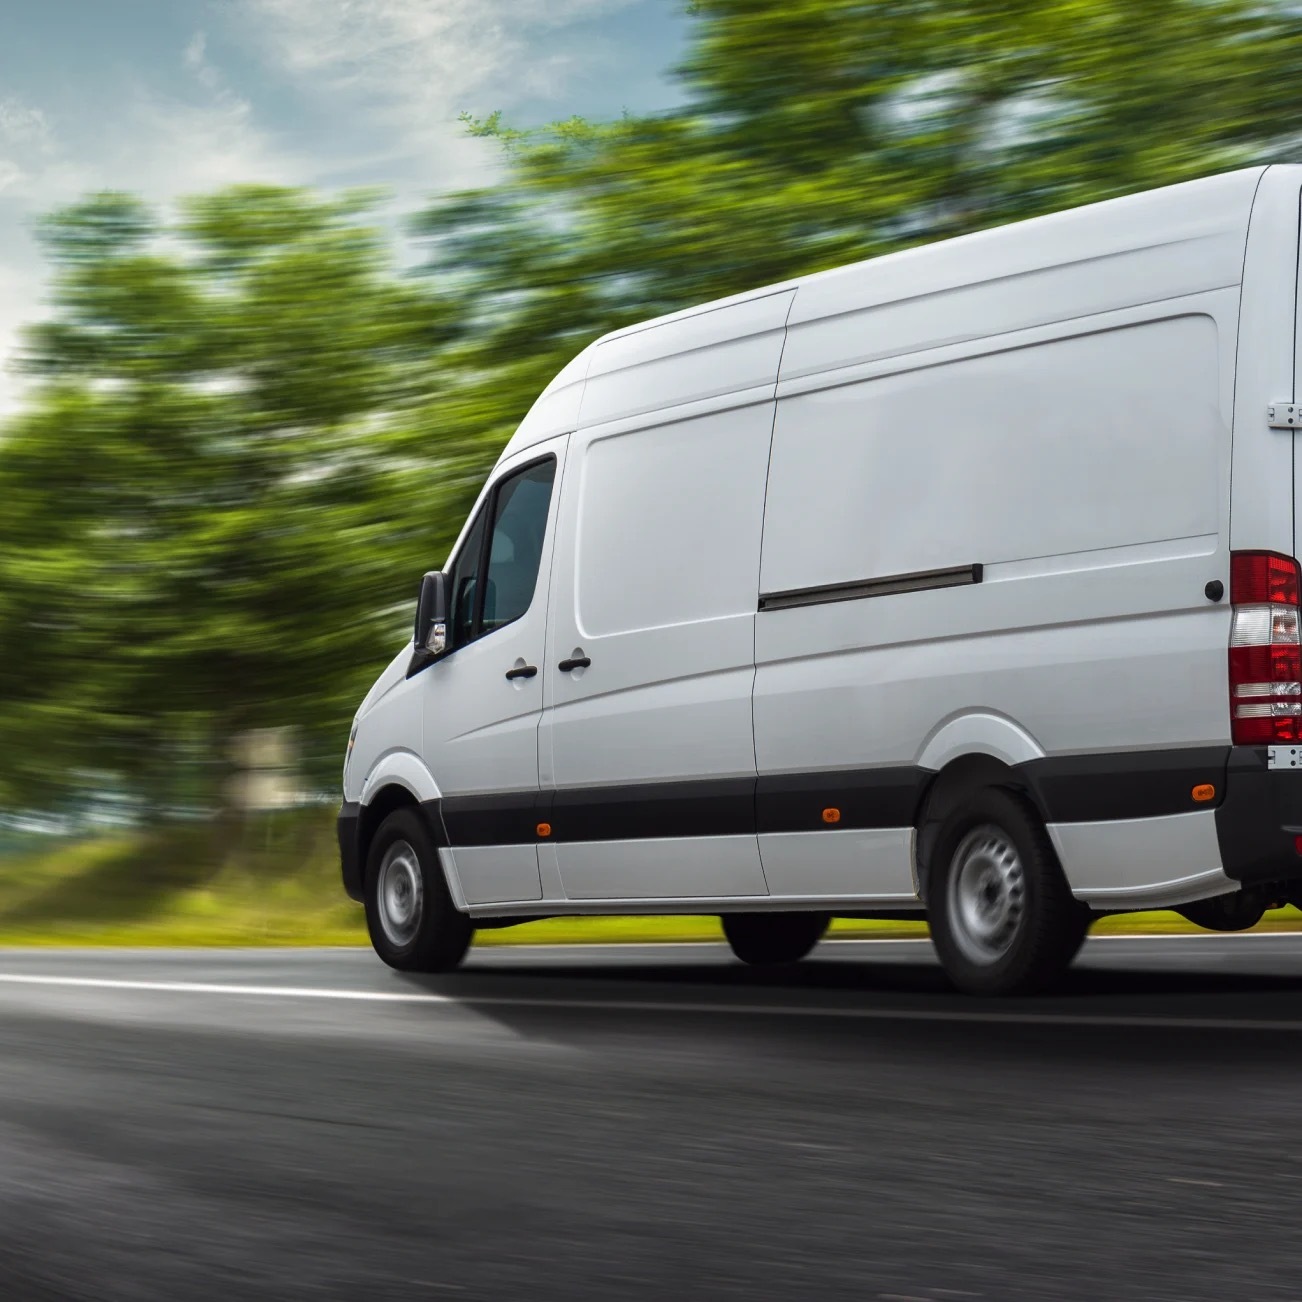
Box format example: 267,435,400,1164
822,808,841,825
1191,784,1216,804
536,822,552,838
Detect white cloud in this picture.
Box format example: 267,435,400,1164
0,97,52,149
183,31,222,93
241,0,635,184
0,2,649,420
0,46,308,418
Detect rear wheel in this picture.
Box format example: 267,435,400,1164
928,787,1087,996
364,807,472,972
722,912,829,965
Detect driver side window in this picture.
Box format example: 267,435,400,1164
446,508,487,649
443,455,556,653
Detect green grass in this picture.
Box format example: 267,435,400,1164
1,808,1300,947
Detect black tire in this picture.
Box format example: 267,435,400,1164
721,912,829,965
363,807,472,972
927,787,1087,996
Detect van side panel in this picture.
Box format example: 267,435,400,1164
755,291,1238,903
762,314,1225,594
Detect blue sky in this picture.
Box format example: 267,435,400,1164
0,0,689,414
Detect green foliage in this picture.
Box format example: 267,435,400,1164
419,0,1302,367
0,188,462,810
4,0,1302,834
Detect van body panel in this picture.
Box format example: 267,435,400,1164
761,311,1230,594
502,346,592,459
759,829,916,900
754,559,1232,768
553,836,769,901
357,749,441,806
915,712,1046,771
577,290,794,428
1048,811,1228,907
780,168,1260,384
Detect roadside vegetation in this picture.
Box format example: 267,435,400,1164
1,810,1298,948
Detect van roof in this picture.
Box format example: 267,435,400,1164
500,164,1279,463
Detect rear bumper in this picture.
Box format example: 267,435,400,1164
1216,748,1302,887
337,801,363,902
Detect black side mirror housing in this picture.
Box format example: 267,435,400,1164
412,571,448,662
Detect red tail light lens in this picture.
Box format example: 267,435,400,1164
1230,552,1302,743
1231,551,1301,606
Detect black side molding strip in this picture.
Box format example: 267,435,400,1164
757,768,928,833
759,564,983,613
342,747,1237,858
1016,746,1230,823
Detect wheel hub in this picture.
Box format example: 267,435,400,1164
377,841,424,947
948,825,1026,964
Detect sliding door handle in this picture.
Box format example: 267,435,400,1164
505,664,538,681
558,656,591,672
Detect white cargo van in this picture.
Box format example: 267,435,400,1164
339,165,1302,994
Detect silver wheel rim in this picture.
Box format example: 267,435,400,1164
947,824,1026,965
377,840,424,947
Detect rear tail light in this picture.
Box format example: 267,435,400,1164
1230,551,1302,744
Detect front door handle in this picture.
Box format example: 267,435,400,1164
558,655,591,672
505,664,538,681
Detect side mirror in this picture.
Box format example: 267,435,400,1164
414,571,448,656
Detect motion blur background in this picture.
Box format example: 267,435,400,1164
2,0,1301,944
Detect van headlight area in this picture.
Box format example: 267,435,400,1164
337,163,1302,997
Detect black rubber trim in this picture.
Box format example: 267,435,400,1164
416,799,451,848
441,791,551,847
759,564,982,613
337,801,363,901
551,777,755,841
398,747,1247,852
1216,747,1302,885
756,768,928,833
1017,747,1231,823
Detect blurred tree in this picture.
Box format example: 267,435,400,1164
418,0,1302,390
0,189,457,822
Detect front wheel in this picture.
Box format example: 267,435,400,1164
722,912,829,966
364,807,472,972
928,787,1087,996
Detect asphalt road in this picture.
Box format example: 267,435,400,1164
5,935,1302,1301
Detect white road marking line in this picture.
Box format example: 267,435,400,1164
0,975,454,1003
2,971,1302,1032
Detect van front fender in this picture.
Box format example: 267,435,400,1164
360,750,442,806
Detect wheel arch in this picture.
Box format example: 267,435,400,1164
358,783,440,887
914,754,1046,904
